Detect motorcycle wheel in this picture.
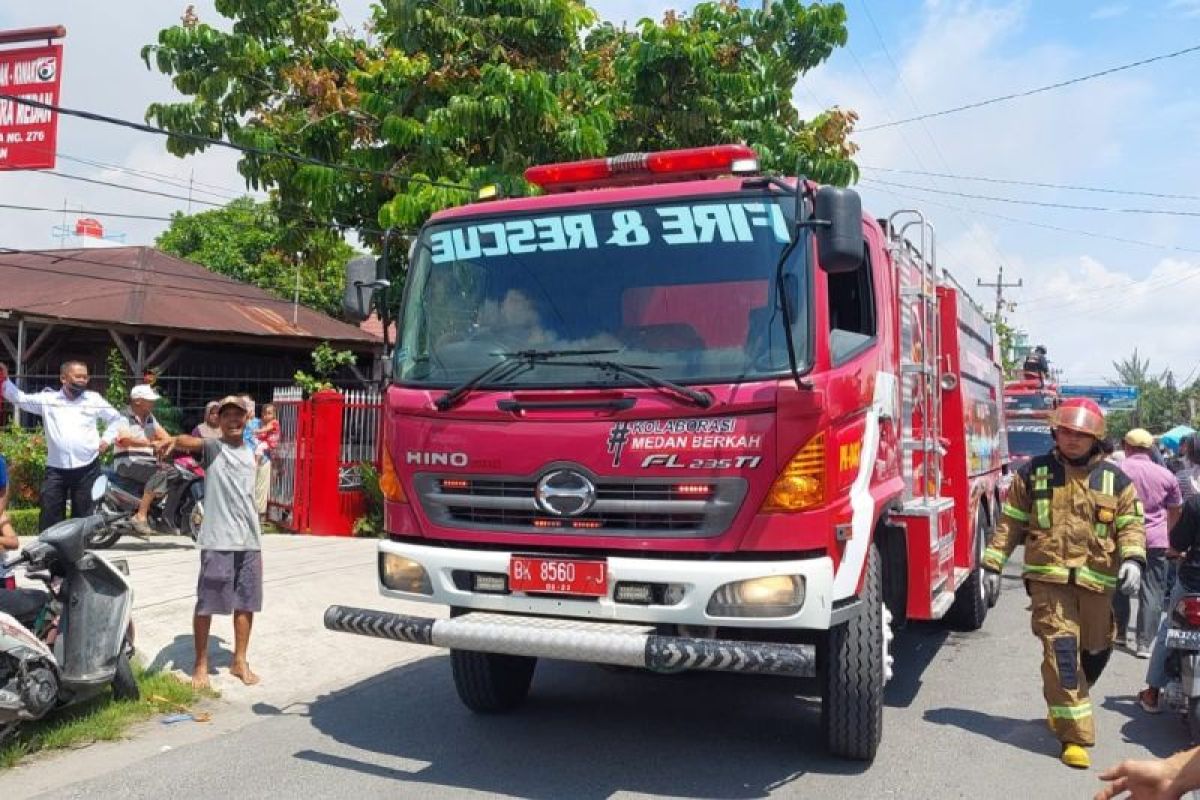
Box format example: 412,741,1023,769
111,651,139,702
87,501,125,549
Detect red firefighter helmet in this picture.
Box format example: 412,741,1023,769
1051,397,1106,439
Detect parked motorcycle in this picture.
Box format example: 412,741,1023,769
1158,591,1200,741
88,457,204,548
0,477,138,743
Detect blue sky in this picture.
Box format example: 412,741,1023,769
1,1,1197,386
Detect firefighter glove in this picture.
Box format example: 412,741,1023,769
1118,561,1142,596
983,569,1002,605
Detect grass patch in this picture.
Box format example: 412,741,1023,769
6,508,39,537
0,663,209,770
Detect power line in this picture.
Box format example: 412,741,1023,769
0,202,173,222
858,178,1200,255
860,165,1200,202
40,170,228,209
854,0,1011,292
55,153,247,201
0,92,473,194
862,177,1200,218
0,195,396,240
857,42,1200,133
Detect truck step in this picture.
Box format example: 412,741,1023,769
930,590,956,620
953,567,970,589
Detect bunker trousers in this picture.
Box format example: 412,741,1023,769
1028,580,1117,746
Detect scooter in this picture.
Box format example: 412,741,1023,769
1158,590,1200,741
0,477,138,743
88,458,204,548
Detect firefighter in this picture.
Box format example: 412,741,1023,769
1023,345,1050,386
982,397,1146,769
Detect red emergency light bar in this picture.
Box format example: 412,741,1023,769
525,144,759,193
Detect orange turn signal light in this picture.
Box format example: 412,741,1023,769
762,433,826,512
379,445,408,504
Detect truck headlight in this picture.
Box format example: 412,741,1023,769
379,553,432,595
706,575,805,618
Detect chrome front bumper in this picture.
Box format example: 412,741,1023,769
324,606,816,677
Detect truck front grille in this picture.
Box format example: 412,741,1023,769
413,472,746,538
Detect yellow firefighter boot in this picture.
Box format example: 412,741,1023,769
1060,743,1090,769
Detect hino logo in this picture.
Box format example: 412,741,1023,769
535,470,597,517
406,451,468,467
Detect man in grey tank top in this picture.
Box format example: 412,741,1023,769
162,395,263,689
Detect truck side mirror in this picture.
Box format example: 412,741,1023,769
343,255,387,323
814,186,864,274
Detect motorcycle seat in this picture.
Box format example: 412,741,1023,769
0,587,50,628
103,467,144,496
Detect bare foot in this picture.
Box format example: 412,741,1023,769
191,664,211,691
230,663,260,686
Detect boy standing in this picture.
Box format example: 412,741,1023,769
162,396,262,689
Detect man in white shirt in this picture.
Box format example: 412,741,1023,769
0,360,123,530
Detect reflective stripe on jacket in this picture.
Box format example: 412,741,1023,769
983,450,1147,592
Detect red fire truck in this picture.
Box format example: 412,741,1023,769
1003,376,1059,422
328,144,1008,761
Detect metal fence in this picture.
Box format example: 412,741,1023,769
268,387,306,529
340,388,381,490
267,386,382,535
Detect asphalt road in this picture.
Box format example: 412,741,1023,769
11,568,1197,799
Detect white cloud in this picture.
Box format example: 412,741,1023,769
1089,4,1129,20
1017,255,1200,384
802,0,1200,381
1168,0,1200,18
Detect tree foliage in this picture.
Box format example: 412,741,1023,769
155,197,356,317
293,341,357,396
142,0,858,258
1104,348,1199,442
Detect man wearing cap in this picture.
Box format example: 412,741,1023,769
113,383,176,536
0,360,123,530
1114,428,1183,660
982,398,1147,769
160,396,263,689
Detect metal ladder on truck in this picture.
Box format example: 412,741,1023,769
887,210,958,620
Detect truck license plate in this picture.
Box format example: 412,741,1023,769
1166,629,1200,650
508,557,607,597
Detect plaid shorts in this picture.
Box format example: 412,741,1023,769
195,549,263,616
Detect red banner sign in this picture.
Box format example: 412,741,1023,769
0,43,63,170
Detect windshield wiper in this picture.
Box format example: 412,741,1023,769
433,349,620,411
434,348,712,411
587,360,712,408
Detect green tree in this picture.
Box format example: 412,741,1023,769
1104,348,1192,440
141,0,857,256
294,341,357,396
104,346,129,411
156,197,356,317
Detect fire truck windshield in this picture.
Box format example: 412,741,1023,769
1005,393,1053,411
395,195,809,388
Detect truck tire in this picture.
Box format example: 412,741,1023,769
821,541,884,761
450,649,536,713
948,507,990,631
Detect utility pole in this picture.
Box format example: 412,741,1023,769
977,264,1023,324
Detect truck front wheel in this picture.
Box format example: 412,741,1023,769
948,506,991,630
821,541,884,761
450,649,537,713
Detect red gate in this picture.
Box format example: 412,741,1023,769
268,386,381,536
